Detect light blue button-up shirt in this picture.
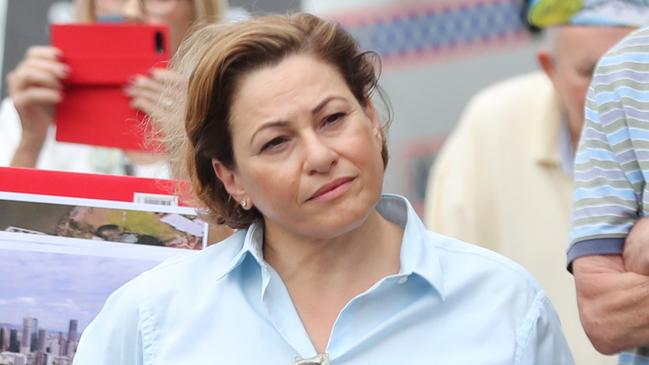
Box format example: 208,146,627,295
73,195,574,365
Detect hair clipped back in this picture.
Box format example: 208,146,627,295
160,13,388,229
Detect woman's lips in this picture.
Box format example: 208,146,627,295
307,176,355,202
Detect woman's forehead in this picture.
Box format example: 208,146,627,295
228,55,353,125
233,55,349,107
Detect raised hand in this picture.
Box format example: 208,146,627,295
6,46,68,167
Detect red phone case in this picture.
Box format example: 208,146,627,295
51,24,169,151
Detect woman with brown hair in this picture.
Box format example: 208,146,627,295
74,13,574,364
1,0,226,176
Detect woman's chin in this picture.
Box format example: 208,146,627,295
302,205,376,240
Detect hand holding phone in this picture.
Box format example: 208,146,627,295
51,23,169,151
7,46,68,142
125,67,184,118
6,46,68,165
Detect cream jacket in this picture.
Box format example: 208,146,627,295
425,72,615,365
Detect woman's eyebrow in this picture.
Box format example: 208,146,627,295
249,120,289,144
311,95,347,115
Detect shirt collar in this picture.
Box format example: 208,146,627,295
376,194,446,298
214,223,265,281
215,195,446,298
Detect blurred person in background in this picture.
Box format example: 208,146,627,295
0,0,227,177
424,1,646,363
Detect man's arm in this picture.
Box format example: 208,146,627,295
574,216,649,353
573,255,649,354
623,217,649,275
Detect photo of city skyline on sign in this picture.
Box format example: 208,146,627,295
0,247,165,364
0,248,159,333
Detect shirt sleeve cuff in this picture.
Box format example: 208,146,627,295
566,237,625,273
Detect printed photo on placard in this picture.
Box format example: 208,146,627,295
0,193,207,250
0,247,161,365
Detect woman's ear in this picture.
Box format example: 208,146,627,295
212,159,247,201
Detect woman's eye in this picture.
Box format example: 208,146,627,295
261,136,288,152
323,112,346,126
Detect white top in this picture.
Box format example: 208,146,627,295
0,98,168,178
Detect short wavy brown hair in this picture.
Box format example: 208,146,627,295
162,13,389,229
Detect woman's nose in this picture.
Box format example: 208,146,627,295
304,135,338,175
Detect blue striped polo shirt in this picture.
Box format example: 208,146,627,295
570,25,649,264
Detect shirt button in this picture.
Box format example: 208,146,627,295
397,276,408,285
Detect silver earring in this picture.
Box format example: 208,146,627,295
241,200,247,209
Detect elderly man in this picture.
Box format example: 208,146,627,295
424,1,644,363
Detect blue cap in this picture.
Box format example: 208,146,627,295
528,0,649,27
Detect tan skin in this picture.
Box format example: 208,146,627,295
573,254,649,354
546,25,649,354
536,25,633,149
213,54,403,352
7,0,194,167
571,217,649,354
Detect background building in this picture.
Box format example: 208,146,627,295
19,318,31,355
0,327,9,352
9,329,19,353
